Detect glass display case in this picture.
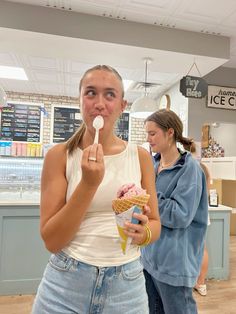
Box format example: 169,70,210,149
0,156,43,202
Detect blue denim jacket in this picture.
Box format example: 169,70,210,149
142,151,208,287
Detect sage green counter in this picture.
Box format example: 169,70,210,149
0,201,50,296
0,202,232,295
207,204,232,280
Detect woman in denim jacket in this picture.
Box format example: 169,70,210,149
142,109,208,314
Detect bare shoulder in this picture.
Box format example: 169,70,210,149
43,143,67,173
137,145,153,164
45,143,66,160
46,143,66,156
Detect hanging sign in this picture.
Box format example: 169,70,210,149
207,85,236,110
180,75,208,98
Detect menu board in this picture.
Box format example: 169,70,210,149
115,112,129,141
52,107,129,143
52,107,82,143
0,103,42,142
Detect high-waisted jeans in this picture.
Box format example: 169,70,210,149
32,251,149,314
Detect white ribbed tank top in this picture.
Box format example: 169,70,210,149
62,143,142,267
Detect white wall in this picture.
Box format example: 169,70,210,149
188,67,236,142
210,123,236,156
163,82,189,136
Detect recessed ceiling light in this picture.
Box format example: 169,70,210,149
0,65,28,80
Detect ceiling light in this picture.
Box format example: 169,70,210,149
130,57,158,119
130,96,158,118
0,66,28,80
123,79,133,92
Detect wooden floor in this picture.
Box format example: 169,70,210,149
0,236,236,314
194,235,236,314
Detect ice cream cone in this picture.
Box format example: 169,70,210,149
112,194,150,254
112,194,150,214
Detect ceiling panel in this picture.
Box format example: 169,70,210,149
177,0,236,20
0,52,18,66
65,61,95,74
26,56,60,70
31,70,61,83
0,0,235,100
64,74,80,88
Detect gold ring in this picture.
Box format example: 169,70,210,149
88,156,97,162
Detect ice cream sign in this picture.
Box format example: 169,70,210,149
180,75,208,98
207,85,236,110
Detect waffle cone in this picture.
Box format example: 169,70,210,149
112,194,150,214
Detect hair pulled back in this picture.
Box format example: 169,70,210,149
145,109,194,148
66,65,124,154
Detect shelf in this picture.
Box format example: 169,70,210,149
0,155,43,159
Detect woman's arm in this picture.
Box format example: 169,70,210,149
157,161,208,228
40,143,104,253
124,146,161,245
138,146,161,243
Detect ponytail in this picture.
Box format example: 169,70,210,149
66,123,86,154
181,137,196,153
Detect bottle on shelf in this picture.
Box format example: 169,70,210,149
16,143,22,156
5,142,12,156
11,142,17,156
36,144,42,157
30,144,36,157
21,143,27,156
209,189,218,207
27,143,31,157
0,142,6,155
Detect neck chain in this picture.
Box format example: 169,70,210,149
159,154,181,170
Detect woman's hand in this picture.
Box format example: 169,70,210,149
81,143,105,188
123,210,149,246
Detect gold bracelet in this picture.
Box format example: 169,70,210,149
139,224,152,247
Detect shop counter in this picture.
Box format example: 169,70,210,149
207,205,232,280
0,201,50,295
0,202,232,295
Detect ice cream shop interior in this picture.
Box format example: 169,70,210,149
0,1,236,312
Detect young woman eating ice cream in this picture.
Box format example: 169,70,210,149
32,65,161,314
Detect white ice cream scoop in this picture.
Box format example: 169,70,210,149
92,115,104,144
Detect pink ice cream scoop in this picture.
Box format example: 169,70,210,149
117,183,146,199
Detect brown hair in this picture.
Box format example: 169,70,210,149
145,109,193,147
182,137,211,190
66,65,124,154
182,139,196,153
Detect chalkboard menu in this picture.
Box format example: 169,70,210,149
115,112,129,141
52,108,129,143
52,107,82,143
0,103,42,142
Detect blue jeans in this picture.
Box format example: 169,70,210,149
32,251,149,314
144,270,198,314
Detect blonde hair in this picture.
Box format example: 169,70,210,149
66,65,124,154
